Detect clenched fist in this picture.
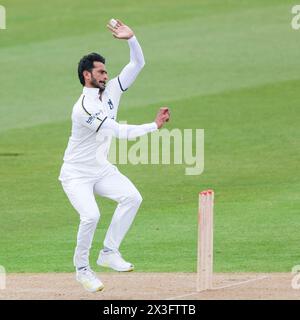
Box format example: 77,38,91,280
155,107,170,129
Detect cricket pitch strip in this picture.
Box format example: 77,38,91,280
0,273,298,300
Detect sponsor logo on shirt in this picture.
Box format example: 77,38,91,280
86,112,102,125
86,115,96,124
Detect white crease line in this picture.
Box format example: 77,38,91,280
165,292,202,300
165,276,269,300
212,276,269,290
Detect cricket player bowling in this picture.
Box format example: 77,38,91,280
59,19,170,292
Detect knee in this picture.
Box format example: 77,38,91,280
125,192,143,207
134,192,143,206
80,212,100,225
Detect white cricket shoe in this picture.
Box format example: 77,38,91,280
97,250,134,272
76,267,104,292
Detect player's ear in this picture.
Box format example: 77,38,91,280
83,70,91,81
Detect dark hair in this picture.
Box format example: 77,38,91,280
78,52,106,86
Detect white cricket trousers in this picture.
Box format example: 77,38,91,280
61,165,142,269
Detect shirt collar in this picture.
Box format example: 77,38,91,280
82,86,100,98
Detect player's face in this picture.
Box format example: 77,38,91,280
87,62,109,91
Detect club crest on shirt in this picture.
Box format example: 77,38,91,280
108,99,114,110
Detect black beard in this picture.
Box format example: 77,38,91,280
99,86,105,93
91,77,101,89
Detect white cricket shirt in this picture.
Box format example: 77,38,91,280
58,82,119,181
59,36,157,181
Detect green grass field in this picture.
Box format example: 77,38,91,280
0,0,299,273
